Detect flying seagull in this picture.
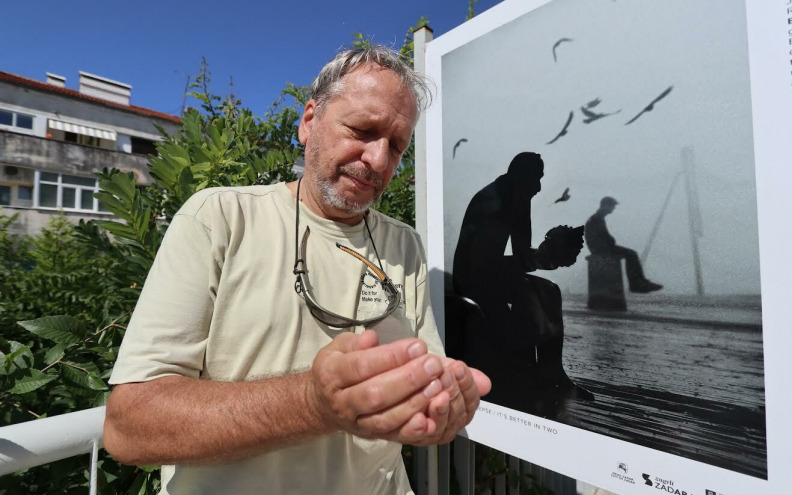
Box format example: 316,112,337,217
554,187,571,203
552,38,574,62
546,111,574,145
453,138,468,159
580,105,621,124
625,86,674,125
584,98,602,108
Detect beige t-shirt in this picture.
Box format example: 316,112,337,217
109,183,445,495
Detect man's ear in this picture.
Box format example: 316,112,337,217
298,100,318,145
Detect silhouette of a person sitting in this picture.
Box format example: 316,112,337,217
451,152,592,415
585,197,662,293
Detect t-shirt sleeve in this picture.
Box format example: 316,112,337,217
109,209,222,384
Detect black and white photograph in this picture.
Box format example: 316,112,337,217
422,0,792,491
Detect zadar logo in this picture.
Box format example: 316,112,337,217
640,473,693,495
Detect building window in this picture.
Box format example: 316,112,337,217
17,186,32,201
16,113,34,129
0,108,35,130
131,136,158,155
63,131,102,148
0,183,34,207
0,185,10,206
34,171,104,213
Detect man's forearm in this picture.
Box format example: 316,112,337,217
104,373,331,466
104,333,485,466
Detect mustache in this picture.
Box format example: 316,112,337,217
337,164,383,189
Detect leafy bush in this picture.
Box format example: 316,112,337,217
0,212,131,493
0,62,301,492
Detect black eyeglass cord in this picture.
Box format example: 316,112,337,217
293,178,304,277
292,177,385,284
362,215,385,274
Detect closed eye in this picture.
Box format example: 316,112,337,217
347,125,368,137
346,123,405,156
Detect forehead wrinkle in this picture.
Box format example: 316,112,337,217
326,65,418,122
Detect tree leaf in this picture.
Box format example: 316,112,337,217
4,341,34,371
18,316,83,345
9,368,58,394
61,363,109,391
94,192,131,219
44,343,67,365
102,172,137,205
95,220,137,240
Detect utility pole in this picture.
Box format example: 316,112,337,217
682,147,704,296
640,171,683,265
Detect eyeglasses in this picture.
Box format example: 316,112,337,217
292,179,401,329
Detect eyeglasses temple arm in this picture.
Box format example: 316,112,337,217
336,243,387,281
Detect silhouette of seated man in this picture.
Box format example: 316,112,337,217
585,196,662,293
451,152,592,415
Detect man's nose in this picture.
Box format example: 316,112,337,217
362,138,389,172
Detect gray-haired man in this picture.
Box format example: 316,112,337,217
104,46,490,494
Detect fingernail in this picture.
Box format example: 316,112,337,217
453,365,465,380
424,379,442,398
424,357,442,376
408,342,425,359
440,372,453,389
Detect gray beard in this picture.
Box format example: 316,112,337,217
314,165,384,215
316,177,374,214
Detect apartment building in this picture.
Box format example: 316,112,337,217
0,70,180,235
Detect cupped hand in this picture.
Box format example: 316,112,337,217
402,357,492,446
307,330,448,441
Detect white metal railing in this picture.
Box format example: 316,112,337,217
0,406,105,495
2,407,439,495
0,406,590,495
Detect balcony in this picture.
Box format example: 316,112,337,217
0,130,152,184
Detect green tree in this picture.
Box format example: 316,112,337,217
0,60,301,492
0,212,132,494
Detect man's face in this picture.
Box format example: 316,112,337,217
298,64,418,220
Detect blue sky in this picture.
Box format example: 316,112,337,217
3,0,500,116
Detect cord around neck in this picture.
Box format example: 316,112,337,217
293,177,384,273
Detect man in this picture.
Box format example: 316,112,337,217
451,152,591,416
104,46,490,495
585,196,662,293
